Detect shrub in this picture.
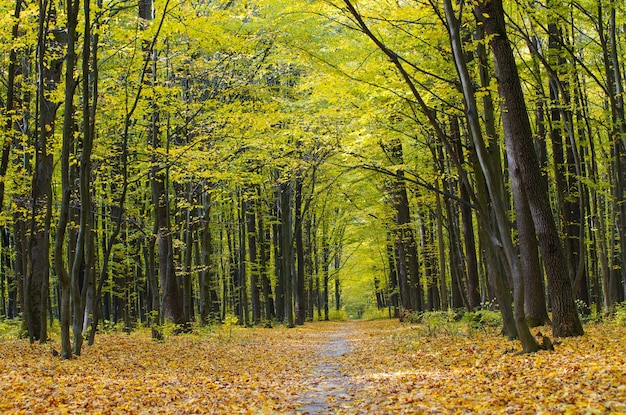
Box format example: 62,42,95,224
615,303,626,327
328,309,348,321
360,307,392,320
462,309,502,330
0,317,22,340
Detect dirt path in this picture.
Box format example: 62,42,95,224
295,322,357,414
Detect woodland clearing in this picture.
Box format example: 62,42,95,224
0,318,625,414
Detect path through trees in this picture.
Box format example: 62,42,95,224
5,0,626,357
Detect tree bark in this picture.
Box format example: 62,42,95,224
246,195,261,325
28,5,64,343
444,0,523,342
476,0,583,337
294,174,306,325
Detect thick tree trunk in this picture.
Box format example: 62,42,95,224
383,139,422,312
476,0,583,337
151,165,186,326
28,9,64,343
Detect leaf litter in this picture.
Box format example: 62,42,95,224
1,319,625,414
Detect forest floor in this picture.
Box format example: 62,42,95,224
1,318,626,414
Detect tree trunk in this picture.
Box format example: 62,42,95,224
246,195,261,325
434,180,448,311
445,0,531,345
385,233,399,317
280,180,294,327
322,224,330,321
476,0,583,338
451,117,481,309
28,6,64,343
257,196,274,323
237,193,249,326
382,138,422,312
294,174,306,325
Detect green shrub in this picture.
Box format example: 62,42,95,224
408,310,458,335
0,318,23,340
615,302,626,326
461,309,503,330
328,309,348,321
360,307,392,320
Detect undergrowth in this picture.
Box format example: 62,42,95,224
0,318,22,341
402,309,503,337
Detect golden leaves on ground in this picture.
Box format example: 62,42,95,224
1,320,625,414
336,320,626,414
0,327,318,414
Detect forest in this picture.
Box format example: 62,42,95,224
0,0,625,362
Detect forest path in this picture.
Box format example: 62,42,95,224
2,320,626,413
294,321,360,414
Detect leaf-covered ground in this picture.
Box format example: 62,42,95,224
1,319,625,414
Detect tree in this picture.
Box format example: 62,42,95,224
27,1,65,344
475,0,583,338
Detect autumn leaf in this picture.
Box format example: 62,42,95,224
1,320,626,414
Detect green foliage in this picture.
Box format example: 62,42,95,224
360,307,392,321
575,299,596,322
328,309,348,321
0,318,23,340
461,309,503,331
614,303,626,327
403,309,503,337
219,314,240,342
404,310,456,336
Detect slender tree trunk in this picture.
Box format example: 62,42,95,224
451,118,480,309
280,181,294,327
294,174,306,325
305,215,314,321
257,195,274,323
3,0,25,322
445,0,530,344
385,234,399,316
322,224,330,321
334,242,341,312
237,193,249,326
434,180,448,311
246,195,261,325
198,189,213,325
601,0,626,304
273,187,284,322
0,0,22,212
